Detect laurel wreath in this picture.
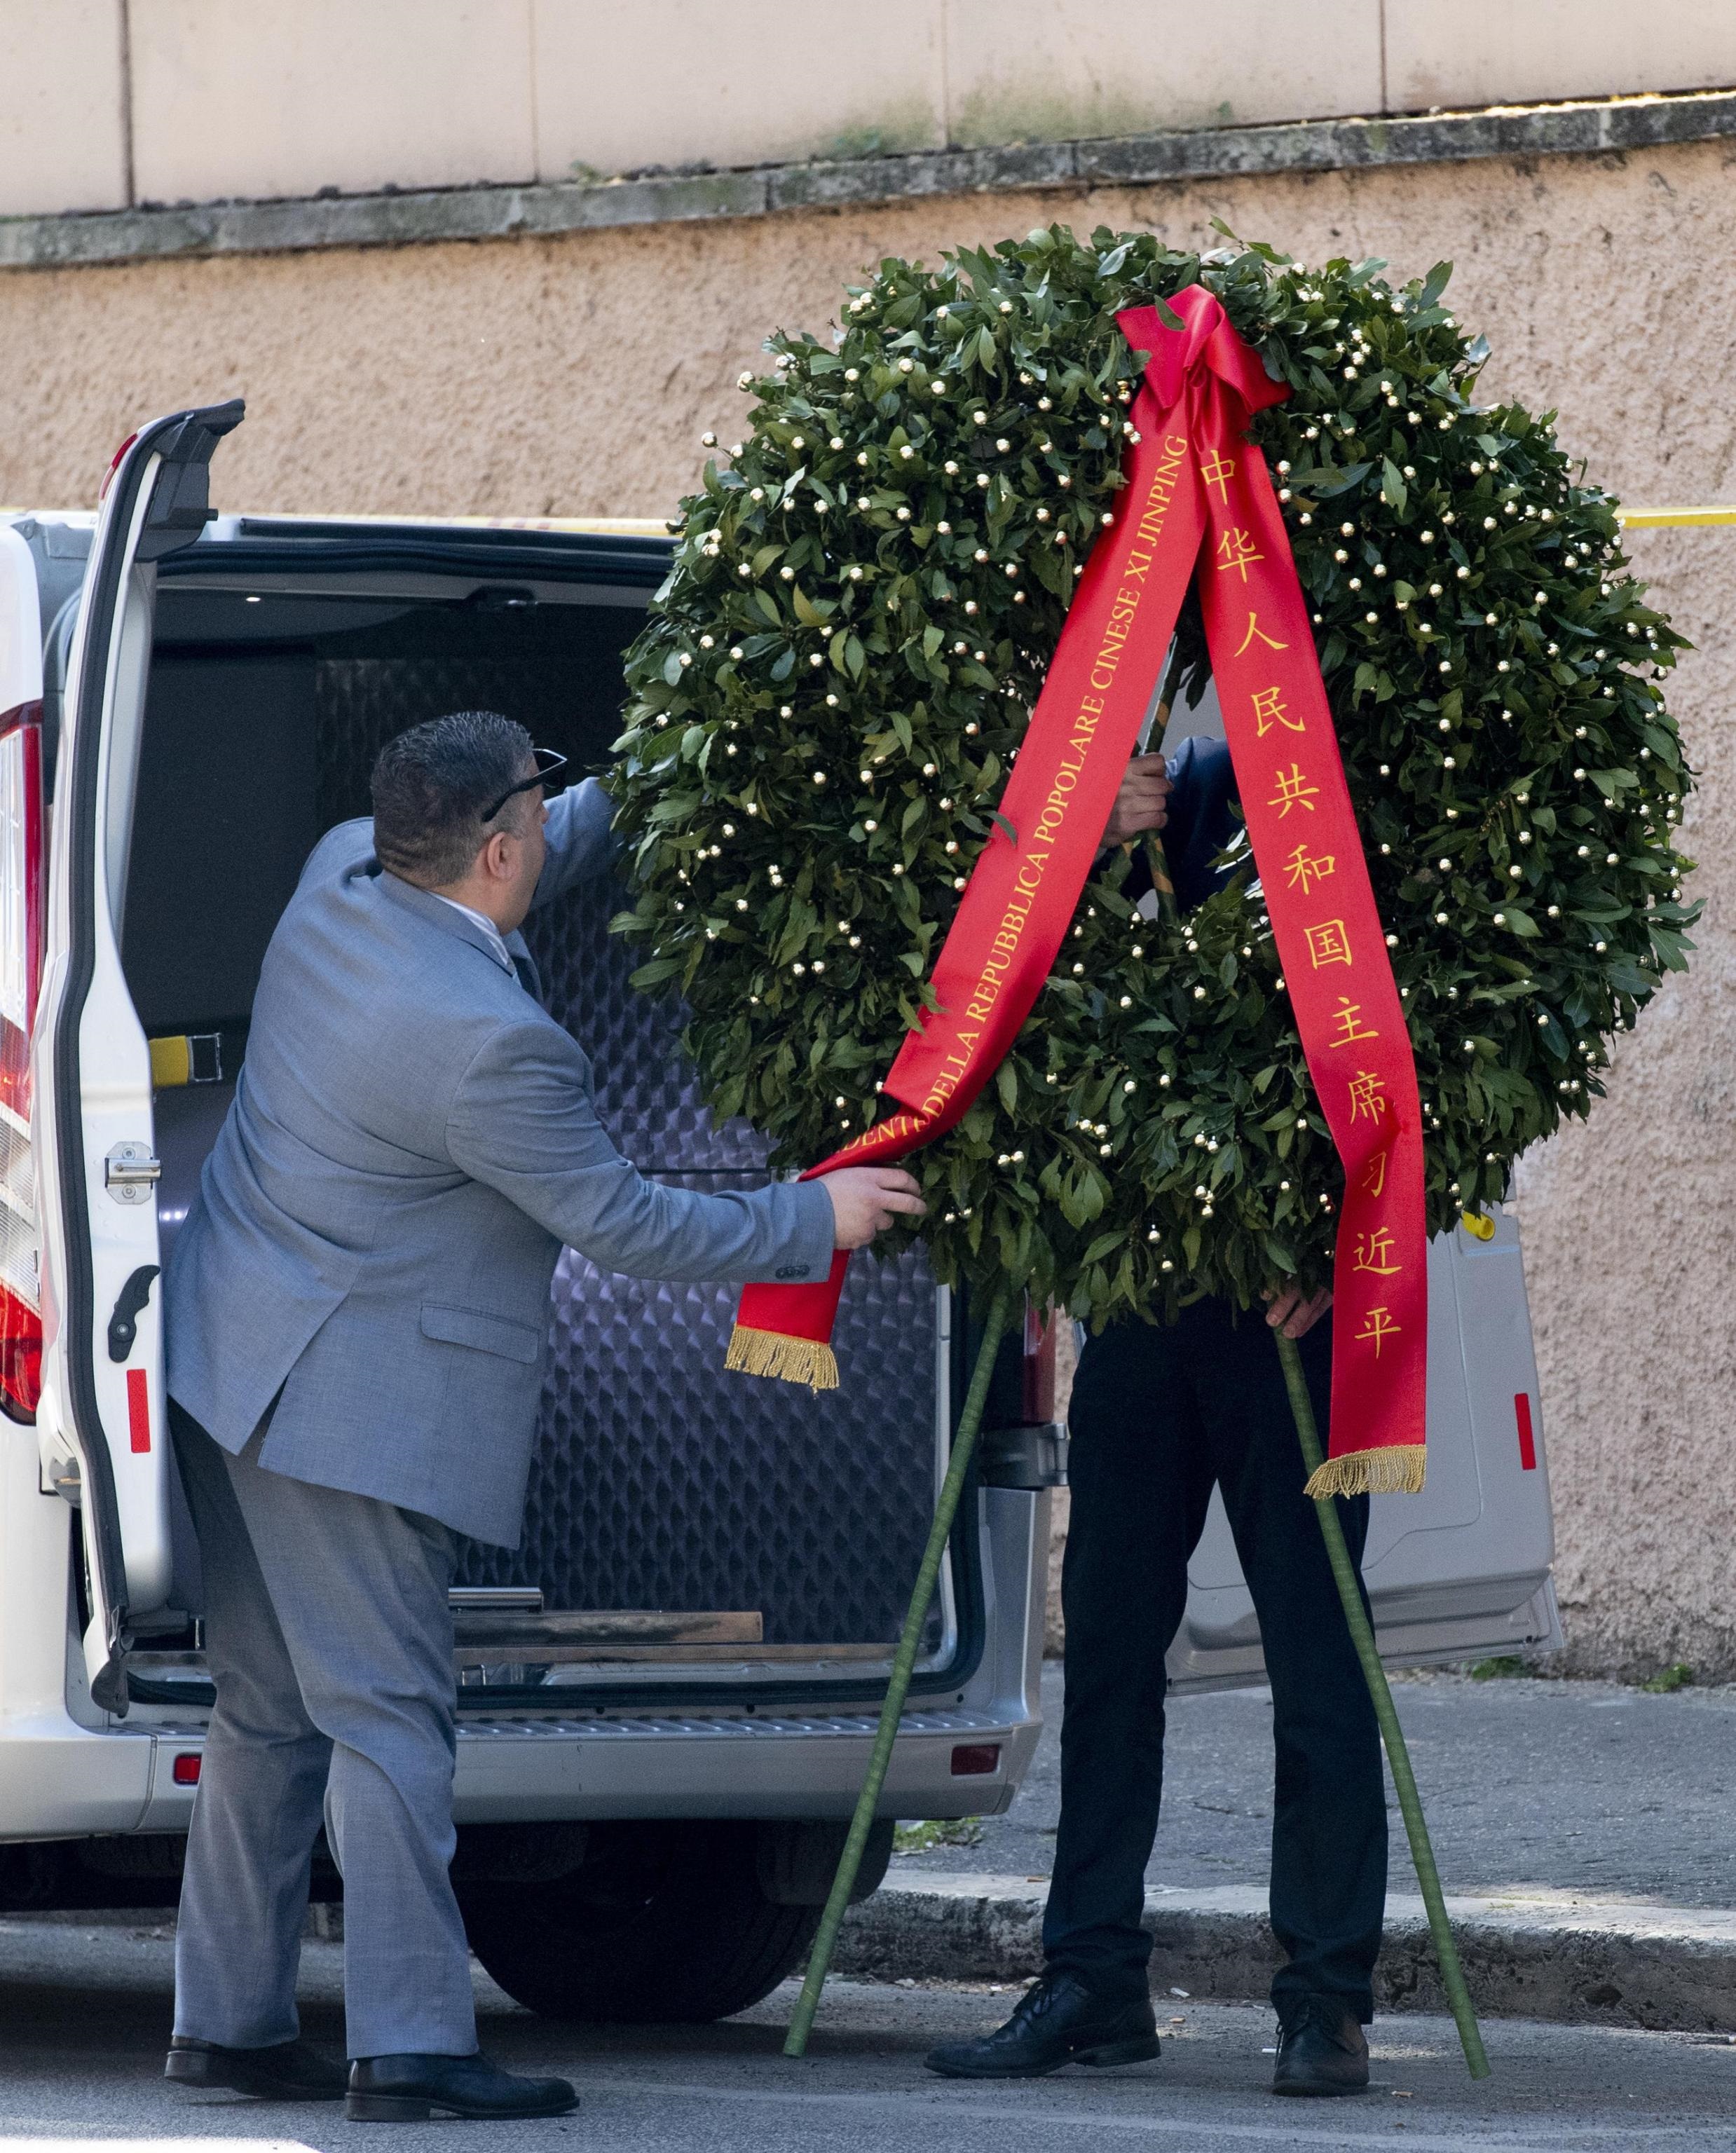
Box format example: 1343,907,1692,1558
606,226,1695,1325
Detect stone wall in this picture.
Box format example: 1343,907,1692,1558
5,0,1732,218
1,133,1730,1674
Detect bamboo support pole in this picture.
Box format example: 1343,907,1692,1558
1274,1328,1490,2081
784,1278,1017,2058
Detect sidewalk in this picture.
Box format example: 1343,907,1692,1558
836,1665,1736,2030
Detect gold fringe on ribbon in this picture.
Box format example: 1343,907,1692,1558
1304,1444,1427,1501
724,1325,840,1392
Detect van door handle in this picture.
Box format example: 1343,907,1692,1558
107,1265,160,1362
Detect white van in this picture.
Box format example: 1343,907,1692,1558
0,402,1557,2023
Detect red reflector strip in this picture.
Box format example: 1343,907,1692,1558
171,1753,201,1786
126,1367,151,1454
1514,1392,1537,1472
950,1742,1002,1777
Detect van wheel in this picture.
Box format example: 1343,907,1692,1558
455,1820,822,2024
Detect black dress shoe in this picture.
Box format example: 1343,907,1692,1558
1271,1997,1370,2096
925,1970,1160,2079
165,2035,347,2100
347,2052,578,2121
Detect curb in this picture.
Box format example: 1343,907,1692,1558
835,1872,1736,2032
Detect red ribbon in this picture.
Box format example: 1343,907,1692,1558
729,287,1426,1496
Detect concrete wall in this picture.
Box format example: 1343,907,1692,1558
2,0,1735,215
0,1,128,216
0,135,1730,1677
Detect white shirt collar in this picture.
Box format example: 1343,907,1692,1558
429,891,514,972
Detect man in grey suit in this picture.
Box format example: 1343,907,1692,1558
162,711,922,2123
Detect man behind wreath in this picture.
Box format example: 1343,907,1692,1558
927,739,1384,2099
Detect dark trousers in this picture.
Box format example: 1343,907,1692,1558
1041,1299,1387,2023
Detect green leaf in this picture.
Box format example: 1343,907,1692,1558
1308,461,1373,497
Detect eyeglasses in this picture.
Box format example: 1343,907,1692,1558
482,746,570,823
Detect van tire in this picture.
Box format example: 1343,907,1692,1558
455,1819,822,2024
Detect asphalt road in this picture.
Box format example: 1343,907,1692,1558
5,1915,1736,2152
920,1665,1736,1907
5,1667,1735,2151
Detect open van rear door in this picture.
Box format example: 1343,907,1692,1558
1167,1207,1560,1690
34,403,243,1711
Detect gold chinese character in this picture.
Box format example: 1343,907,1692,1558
1268,763,1320,817
1285,842,1337,895
1362,1149,1388,1198
1353,1228,1404,1276
1251,685,1305,739
1355,1306,1402,1356
1199,450,1237,504
1215,527,1264,582
1330,999,1380,1050
1346,1069,1390,1120
1304,919,1353,971
1236,610,1290,656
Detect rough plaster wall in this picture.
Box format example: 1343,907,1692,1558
1,138,1732,1673
1512,521,1736,1681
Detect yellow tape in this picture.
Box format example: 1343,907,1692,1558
149,1035,191,1088
1617,507,1736,528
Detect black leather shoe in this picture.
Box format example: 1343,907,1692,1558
1271,1997,1370,2096
346,2053,578,2121
925,1970,1160,2079
165,2035,347,2100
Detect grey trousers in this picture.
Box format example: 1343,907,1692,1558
170,1404,477,2059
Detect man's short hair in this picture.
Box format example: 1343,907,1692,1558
371,711,535,885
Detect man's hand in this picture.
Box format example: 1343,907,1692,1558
1265,1285,1332,1341
1100,753,1171,848
823,1166,928,1250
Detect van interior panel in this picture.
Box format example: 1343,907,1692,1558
125,580,943,1663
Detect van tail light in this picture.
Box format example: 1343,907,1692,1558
950,1743,1002,1777
0,704,45,1421
0,1284,41,1421
1020,1301,1058,1424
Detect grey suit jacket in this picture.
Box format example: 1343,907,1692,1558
164,780,834,1546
